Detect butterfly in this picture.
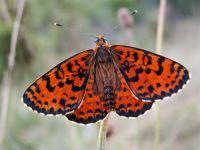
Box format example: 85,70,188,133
22,35,190,125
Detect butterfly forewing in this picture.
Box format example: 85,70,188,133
23,49,94,115
111,45,190,101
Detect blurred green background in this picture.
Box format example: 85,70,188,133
0,0,200,150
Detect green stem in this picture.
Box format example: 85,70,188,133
97,115,109,150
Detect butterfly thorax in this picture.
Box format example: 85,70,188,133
92,44,120,109
95,35,108,47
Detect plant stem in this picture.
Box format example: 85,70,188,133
0,0,12,25
156,0,166,53
153,104,161,150
97,114,109,150
153,0,167,150
0,0,25,145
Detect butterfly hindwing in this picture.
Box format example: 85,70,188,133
66,73,109,124
111,45,190,101
115,68,153,117
23,49,94,115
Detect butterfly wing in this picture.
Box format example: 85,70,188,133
114,68,153,117
111,45,190,101
23,49,94,115
66,73,109,124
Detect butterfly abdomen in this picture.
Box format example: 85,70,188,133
102,85,116,109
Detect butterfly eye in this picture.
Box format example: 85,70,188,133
95,38,100,43
102,38,107,42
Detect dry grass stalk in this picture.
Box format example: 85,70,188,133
153,0,167,150
0,0,26,145
97,114,110,150
0,0,12,25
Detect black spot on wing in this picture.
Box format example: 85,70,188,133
170,62,175,73
42,75,55,92
57,81,64,88
52,98,57,103
133,52,139,62
70,96,76,100
153,56,165,76
55,66,64,79
65,74,89,92
23,94,69,115
116,102,153,117
32,83,40,94
137,86,144,91
145,68,151,74
142,53,152,66
66,62,73,72
125,51,130,59
60,98,66,108
28,88,34,95
65,110,108,124
156,83,161,88
148,85,154,93
135,67,143,74
139,66,190,101
120,68,139,83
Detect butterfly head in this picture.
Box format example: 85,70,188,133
95,35,108,46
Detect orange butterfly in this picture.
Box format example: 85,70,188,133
22,35,190,124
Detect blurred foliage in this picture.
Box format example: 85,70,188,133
0,23,11,80
0,26,33,81
108,0,138,13
169,0,200,16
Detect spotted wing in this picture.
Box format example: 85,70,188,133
115,69,153,117
111,45,190,101
23,49,94,115
66,73,109,125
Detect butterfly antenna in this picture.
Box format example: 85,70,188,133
53,22,96,39
54,22,63,27
103,9,138,37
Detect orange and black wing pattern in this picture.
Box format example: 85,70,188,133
66,73,110,125
23,50,94,115
111,45,190,101
114,69,153,117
